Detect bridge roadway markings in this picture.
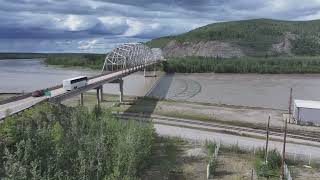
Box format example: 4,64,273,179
0,62,160,120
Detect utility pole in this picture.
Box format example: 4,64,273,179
288,88,293,123
288,88,293,114
265,115,270,164
281,118,288,180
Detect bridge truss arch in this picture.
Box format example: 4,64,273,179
101,43,162,72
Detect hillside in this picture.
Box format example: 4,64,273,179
147,19,320,57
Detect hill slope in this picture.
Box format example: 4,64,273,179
147,19,320,57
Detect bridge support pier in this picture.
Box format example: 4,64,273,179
96,88,100,108
119,79,123,103
80,93,84,106
144,64,157,77
153,63,157,77
100,85,104,102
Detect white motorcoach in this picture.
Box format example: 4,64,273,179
63,76,88,91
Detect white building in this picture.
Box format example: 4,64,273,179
294,100,320,126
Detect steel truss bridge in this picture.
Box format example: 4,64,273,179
0,43,164,120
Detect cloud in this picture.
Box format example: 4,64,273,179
0,0,320,52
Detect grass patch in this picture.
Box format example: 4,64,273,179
144,136,187,180
254,148,282,179
204,141,218,178
204,140,216,156
220,143,248,154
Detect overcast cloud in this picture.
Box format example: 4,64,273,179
1,0,320,53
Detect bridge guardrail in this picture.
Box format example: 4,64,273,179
0,84,62,105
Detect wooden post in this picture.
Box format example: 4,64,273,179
265,115,270,163
80,93,84,106
251,169,254,180
281,118,288,180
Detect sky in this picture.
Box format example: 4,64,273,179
1,0,320,53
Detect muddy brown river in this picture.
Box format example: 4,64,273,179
1,59,320,109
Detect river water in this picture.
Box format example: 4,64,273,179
0,59,160,97
1,59,320,109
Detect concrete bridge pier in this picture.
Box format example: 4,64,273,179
153,63,157,77
96,88,100,108
100,85,104,102
119,79,124,103
144,64,157,77
80,93,84,106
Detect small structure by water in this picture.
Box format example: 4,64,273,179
294,100,320,126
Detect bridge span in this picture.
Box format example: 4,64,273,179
0,43,164,120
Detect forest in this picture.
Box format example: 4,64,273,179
0,53,47,59
147,19,320,56
163,56,320,74
0,103,155,179
45,54,105,69
0,53,105,70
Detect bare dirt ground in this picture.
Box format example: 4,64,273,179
214,152,256,180
290,165,320,180
60,93,320,138
0,93,20,101
154,100,320,134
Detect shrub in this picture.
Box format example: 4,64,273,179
254,148,282,178
0,103,155,179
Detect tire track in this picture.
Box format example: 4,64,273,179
168,78,202,100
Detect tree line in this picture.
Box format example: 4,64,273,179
45,54,105,69
163,56,320,74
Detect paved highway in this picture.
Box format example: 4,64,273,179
0,63,159,120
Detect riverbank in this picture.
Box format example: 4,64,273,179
0,92,316,138
58,93,320,139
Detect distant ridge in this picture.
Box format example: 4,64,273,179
147,18,320,58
